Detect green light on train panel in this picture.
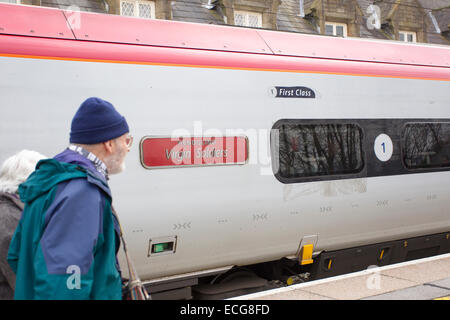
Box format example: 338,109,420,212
152,242,173,254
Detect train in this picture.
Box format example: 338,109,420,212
0,3,449,299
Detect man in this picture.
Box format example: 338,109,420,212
7,97,132,300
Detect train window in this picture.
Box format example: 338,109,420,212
276,123,364,179
402,123,450,169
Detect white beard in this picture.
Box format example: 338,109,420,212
104,150,126,175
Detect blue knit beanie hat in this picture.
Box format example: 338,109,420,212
70,97,129,144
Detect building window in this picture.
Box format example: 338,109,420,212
325,22,347,37
234,11,262,28
0,0,20,3
120,0,155,19
399,31,417,43
402,123,450,169
274,122,364,180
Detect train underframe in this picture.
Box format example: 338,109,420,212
143,231,450,300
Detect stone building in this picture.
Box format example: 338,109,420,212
2,0,449,45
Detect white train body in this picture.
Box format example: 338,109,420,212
0,4,449,284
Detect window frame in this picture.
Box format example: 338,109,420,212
234,10,263,28
398,30,417,43
401,122,450,170
324,21,348,37
120,0,156,19
271,119,366,184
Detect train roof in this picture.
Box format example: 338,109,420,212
1,3,449,68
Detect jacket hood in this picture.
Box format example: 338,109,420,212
18,159,88,204
53,149,111,197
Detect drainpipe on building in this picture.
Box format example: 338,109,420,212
103,0,109,13
299,0,305,18
428,10,441,34
203,0,217,10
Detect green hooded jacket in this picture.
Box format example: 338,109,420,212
7,156,122,300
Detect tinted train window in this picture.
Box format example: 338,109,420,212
277,123,364,178
402,123,450,169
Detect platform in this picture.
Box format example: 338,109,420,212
230,253,450,300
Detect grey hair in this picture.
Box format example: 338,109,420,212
0,150,47,194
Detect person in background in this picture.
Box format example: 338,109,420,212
7,97,132,300
0,150,46,300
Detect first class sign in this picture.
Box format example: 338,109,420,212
140,136,249,169
270,86,315,98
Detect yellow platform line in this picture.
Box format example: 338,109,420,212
434,296,450,300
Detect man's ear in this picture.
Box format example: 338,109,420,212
103,139,114,155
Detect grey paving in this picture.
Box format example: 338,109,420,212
426,278,450,290
299,274,416,300
362,282,450,300
237,254,450,300
379,258,450,284
255,289,334,300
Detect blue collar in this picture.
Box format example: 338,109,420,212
68,144,109,180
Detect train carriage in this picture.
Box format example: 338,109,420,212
0,3,449,299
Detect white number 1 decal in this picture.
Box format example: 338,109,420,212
374,134,393,162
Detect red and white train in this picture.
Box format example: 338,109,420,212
1,3,449,299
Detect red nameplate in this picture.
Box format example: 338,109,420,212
140,136,248,168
